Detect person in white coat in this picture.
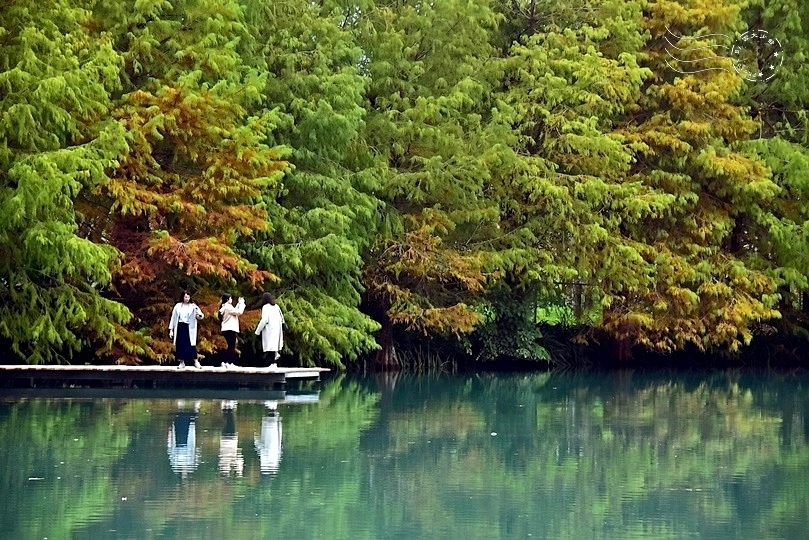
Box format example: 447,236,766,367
219,293,245,367
255,292,286,370
168,290,204,369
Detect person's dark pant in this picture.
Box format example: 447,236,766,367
175,322,196,361
222,408,236,437
264,351,279,366
173,412,197,445
222,330,237,363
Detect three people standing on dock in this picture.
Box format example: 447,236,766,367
255,292,286,370
219,293,245,367
168,290,285,368
168,290,205,369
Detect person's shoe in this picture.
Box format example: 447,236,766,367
178,361,185,369
194,360,202,369
268,363,278,371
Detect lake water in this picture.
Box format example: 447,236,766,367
1,370,808,539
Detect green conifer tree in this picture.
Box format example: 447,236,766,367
0,1,131,363
738,0,809,342
493,0,666,356
353,0,509,365
605,0,780,356
239,0,381,367
495,0,782,359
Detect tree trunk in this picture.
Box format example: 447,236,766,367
374,316,400,370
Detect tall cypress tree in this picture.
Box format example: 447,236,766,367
88,0,290,362
239,0,381,367
492,0,666,355
494,0,783,359
354,0,508,364
739,0,809,341
0,1,131,363
605,0,780,356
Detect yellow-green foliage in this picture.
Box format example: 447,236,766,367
2,0,809,365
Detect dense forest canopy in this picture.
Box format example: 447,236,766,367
0,0,807,367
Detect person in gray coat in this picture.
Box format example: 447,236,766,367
168,290,204,369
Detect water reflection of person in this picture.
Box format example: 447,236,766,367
254,400,282,475
219,400,244,477
168,401,201,476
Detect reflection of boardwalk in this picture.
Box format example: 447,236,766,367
0,364,329,389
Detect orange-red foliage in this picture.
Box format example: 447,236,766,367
98,84,288,363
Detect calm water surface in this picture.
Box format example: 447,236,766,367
1,370,808,539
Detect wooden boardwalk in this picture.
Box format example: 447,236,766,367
0,386,321,403
0,364,329,390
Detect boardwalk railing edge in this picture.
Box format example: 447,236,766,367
0,365,329,390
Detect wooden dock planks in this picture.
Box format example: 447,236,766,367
0,364,329,389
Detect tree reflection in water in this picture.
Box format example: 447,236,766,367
3,373,809,539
